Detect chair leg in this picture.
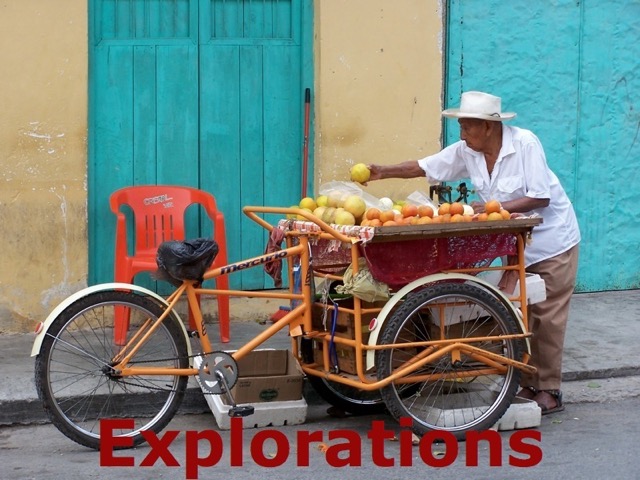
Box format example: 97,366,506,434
113,268,132,346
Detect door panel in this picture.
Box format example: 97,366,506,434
90,0,311,291
445,0,640,291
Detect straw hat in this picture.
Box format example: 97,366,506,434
442,91,516,121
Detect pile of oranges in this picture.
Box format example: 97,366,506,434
360,200,511,227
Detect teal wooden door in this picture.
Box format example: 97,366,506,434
445,0,640,292
89,0,312,290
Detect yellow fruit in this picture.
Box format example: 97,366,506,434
500,209,511,220
335,210,356,225
299,197,317,211
487,211,503,221
322,207,337,223
327,193,341,208
350,163,371,183
343,194,366,219
313,206,327,219
316,195,328,207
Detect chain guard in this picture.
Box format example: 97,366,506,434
197,351,238,395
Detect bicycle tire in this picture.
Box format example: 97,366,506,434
35,290,189,450
301,338,386,415
375,282,523,439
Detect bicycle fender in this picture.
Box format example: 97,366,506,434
30,283,192,360
365,273,530,371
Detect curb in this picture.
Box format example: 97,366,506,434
4,369,639,427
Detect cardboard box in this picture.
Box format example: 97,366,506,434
227,350,304,404
312,340,366,375
193,355,308,430
312,299,386,342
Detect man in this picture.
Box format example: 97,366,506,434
366,91,581,414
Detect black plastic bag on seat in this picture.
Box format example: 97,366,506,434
155,238,219,286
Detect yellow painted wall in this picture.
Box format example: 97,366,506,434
0,1,88,332
0,1,444,332
314,0,444,201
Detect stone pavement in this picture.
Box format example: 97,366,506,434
1,289,639,425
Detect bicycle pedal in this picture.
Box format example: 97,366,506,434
228,405,255,417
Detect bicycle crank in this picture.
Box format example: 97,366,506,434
197,351,238,395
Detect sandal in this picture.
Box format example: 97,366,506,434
516,386,538,400
534,389,564,415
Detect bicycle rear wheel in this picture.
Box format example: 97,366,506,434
35,290,189,450
375,282,524,439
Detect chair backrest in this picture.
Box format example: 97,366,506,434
110,185,221,259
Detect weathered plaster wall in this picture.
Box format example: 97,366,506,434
314,0,445,201
0,2,88,332
0,1,445,332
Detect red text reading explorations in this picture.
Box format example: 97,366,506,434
100,417,542,479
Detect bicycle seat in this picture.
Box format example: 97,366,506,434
155,238,219,286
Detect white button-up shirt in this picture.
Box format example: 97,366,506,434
417,124,580,266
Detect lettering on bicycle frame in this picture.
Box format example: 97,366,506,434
220,251,287,275
143,194,174,209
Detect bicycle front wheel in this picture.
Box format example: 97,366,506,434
375,282,524,439
35,290,189,450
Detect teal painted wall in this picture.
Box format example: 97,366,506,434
445,0,640,292
89,0,314,291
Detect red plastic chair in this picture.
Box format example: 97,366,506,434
109,185,230,343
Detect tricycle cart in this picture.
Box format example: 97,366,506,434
32,206,541,449
245,207,541,439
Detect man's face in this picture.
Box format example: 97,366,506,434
459,118,489,152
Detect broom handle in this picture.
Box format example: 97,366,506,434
301,88,311,198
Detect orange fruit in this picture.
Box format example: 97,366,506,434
478,212,489,221
410,216,419,225
438,203,451,216
365,207,381,220
369,218,382,227
379,210,395,223
394,213,404,223
484,199,501,214
403,215,416,225
440,213,452,223
450,213,465,223
449,202,464,216
463,214,473,222
417,205,434,218
417,216,433,224
382,220,398,227
487,212,503,221
360,219,370,226
500,209,511,220
401,204,418,218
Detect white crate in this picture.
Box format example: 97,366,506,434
204,392,308,430
193,355,308,430
479,271,546,306
493,397,542,431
